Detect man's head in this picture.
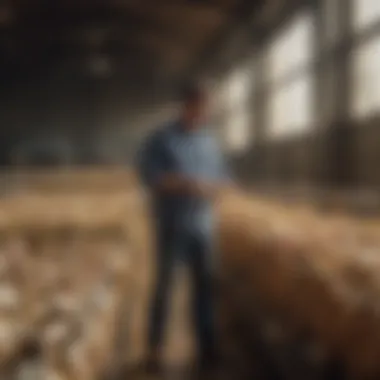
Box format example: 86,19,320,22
180,84,208,130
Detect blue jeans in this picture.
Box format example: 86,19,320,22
148,224,216,359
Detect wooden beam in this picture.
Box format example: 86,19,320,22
57,0,230,18
11,1,207,54
184,0,264,83
2,0,235,87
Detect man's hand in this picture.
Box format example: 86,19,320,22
156,173,237,200
189,178,237,199
188,180,219,198
156,174,220,198
155,174,190,194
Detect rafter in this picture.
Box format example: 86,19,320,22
54,0,230,18
184,0,265,82
1,0,250,89
12,1,209,53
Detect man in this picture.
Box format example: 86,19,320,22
137,84,232,374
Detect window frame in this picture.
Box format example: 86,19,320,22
222,64,255,152
267,10,316,86
265,9,317,140
267,70,315,139
351,32,380,119
349,0,380,119
352,0,380,34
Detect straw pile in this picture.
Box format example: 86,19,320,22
0,168,136,196
218,192,380,379
0,171,145,380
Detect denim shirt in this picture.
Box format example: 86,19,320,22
137,121,231,241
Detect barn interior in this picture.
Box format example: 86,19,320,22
0,0,379,379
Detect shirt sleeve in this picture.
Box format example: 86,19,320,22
136,130,171,189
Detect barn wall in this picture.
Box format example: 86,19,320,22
231,116,380,191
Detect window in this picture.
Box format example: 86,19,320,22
353,0,380,32
223,67,254,152
228,70,250,103
269,12,314,83
225,112,251,151
209,83,224,122
351,0,380,119
352,36,380,118
267,11,315,139
225,68,252,114
268,75,313,137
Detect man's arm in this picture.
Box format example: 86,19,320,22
152,170,216,199
137,130,212,198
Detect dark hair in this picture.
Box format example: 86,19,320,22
180,83,205,103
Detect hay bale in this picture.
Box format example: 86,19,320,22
219,191,380,379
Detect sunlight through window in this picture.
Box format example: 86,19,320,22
224,66,254,152
268,75,313,138
269,11,314,82
352,36,380,118
353,0,380,31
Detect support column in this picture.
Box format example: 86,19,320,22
252,48,268,184
329,0,356,188
316,0,356,189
